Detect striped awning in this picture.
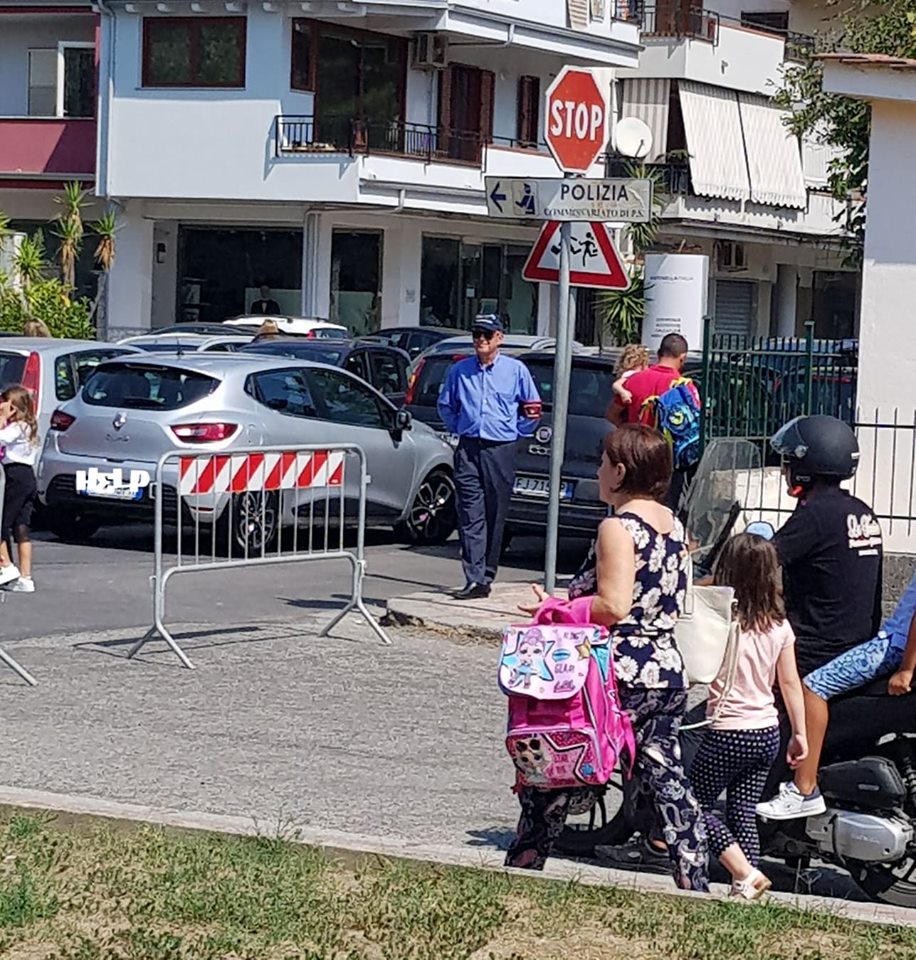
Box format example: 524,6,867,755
739,93,807,209
678,81,750,203
620,78,670,163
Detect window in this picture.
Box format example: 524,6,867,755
517,75,540,148
83,363,219,409
28,50,57,115
740,11,789,34
248,369,319,417
29,45,95,117
522,359,612,417
368,349,407,396
343,351,370,382
438,64,494,163
306,369,386,428
142,18,246,88
290,19,315,91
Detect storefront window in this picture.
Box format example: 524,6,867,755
420,236,537,332
330,231,382,336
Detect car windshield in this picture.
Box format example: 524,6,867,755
244,344,346,365
82,363,219,410
132,342,202,353
0,352,26,389
523,359,612,417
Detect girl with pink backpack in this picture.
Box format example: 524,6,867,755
503,425,709,892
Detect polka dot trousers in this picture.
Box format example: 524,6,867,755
690,726,780,865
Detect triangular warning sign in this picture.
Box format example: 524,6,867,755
522,221,630,290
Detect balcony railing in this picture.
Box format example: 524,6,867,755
275,115,486,166
0,117,96,178
603,156,692,197
640,4,720,43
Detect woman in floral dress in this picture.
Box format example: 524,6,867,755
505,423,708,892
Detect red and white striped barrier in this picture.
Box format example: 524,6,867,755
179,450,344,497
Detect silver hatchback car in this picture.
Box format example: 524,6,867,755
37,353,457,550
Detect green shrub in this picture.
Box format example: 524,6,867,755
0,277,94,340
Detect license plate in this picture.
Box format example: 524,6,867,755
513,476,574,500
76,483,145,501
75,467,150,501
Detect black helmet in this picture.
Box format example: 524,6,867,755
771,415,859,487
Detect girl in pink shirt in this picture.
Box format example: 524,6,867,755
690,532,808,899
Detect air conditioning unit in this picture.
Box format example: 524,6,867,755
716,240,746,271
412,33,448,70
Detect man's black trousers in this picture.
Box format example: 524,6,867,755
453,436,517,586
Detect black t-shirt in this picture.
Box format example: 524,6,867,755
774,488,883,678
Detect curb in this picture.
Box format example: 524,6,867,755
0,785,913,928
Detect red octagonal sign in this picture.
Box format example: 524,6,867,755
545,67,609,174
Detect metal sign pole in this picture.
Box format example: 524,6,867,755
544,221,573,594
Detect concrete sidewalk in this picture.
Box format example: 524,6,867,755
385,582,565,641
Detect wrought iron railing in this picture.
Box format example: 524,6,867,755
603,156,692,196
275,115,485,166
640,4,720,43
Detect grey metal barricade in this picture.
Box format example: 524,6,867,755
130,443,391,668
0,463,38,686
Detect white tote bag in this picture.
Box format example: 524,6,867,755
675,557,737,685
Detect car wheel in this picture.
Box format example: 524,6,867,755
220,490,279,555
45,509,100,543
397,470,456,545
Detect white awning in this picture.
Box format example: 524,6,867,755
620,78,669,162
678,81,750,203
802,127,844,189
738,94,807,209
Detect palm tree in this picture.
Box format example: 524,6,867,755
14,231,46,292
88,210,118,327
54,216,82,291
55,181,87,243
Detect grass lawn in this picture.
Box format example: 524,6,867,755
0,814,914,959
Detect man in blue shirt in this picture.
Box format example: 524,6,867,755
437,315,541,599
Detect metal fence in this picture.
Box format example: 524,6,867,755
130,443,391,669
699,318,859,450
722,411,916,553
0,465,38,686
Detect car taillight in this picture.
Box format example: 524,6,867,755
50,409,75,432
170,422,238,443
405,358,425,405
22,352,40,408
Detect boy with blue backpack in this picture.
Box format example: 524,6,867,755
606,333,702,516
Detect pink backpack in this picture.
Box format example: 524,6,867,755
499,598,635,790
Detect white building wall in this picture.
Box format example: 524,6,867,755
106,204,154,340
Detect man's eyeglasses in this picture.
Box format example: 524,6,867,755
472,329,496,341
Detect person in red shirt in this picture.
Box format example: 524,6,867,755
605,333,698,515
606,333,690,425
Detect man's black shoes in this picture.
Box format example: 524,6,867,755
451,582,491,600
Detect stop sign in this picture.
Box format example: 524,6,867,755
544,67,609,174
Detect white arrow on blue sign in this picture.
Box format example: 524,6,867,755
485,176,653,223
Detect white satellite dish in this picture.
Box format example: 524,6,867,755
614,116,653,159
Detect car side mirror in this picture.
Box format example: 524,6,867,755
395,409,413,431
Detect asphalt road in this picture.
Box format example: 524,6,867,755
0,524,589,642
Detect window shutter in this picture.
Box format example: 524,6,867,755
567,0,589,29
517,75,540,147
480,68,495,144
437,66,452,157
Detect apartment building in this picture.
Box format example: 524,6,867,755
611,0,856,341
82,0,640,338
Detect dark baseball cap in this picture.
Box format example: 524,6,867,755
471,314,504,334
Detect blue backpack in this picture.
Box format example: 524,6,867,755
640,378,701,469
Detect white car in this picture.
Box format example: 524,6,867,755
222,316,348,338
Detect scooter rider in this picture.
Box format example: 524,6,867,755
757,414,884,820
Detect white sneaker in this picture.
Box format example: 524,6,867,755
756,781,826,820
0,564,21,587
8,577,35,593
